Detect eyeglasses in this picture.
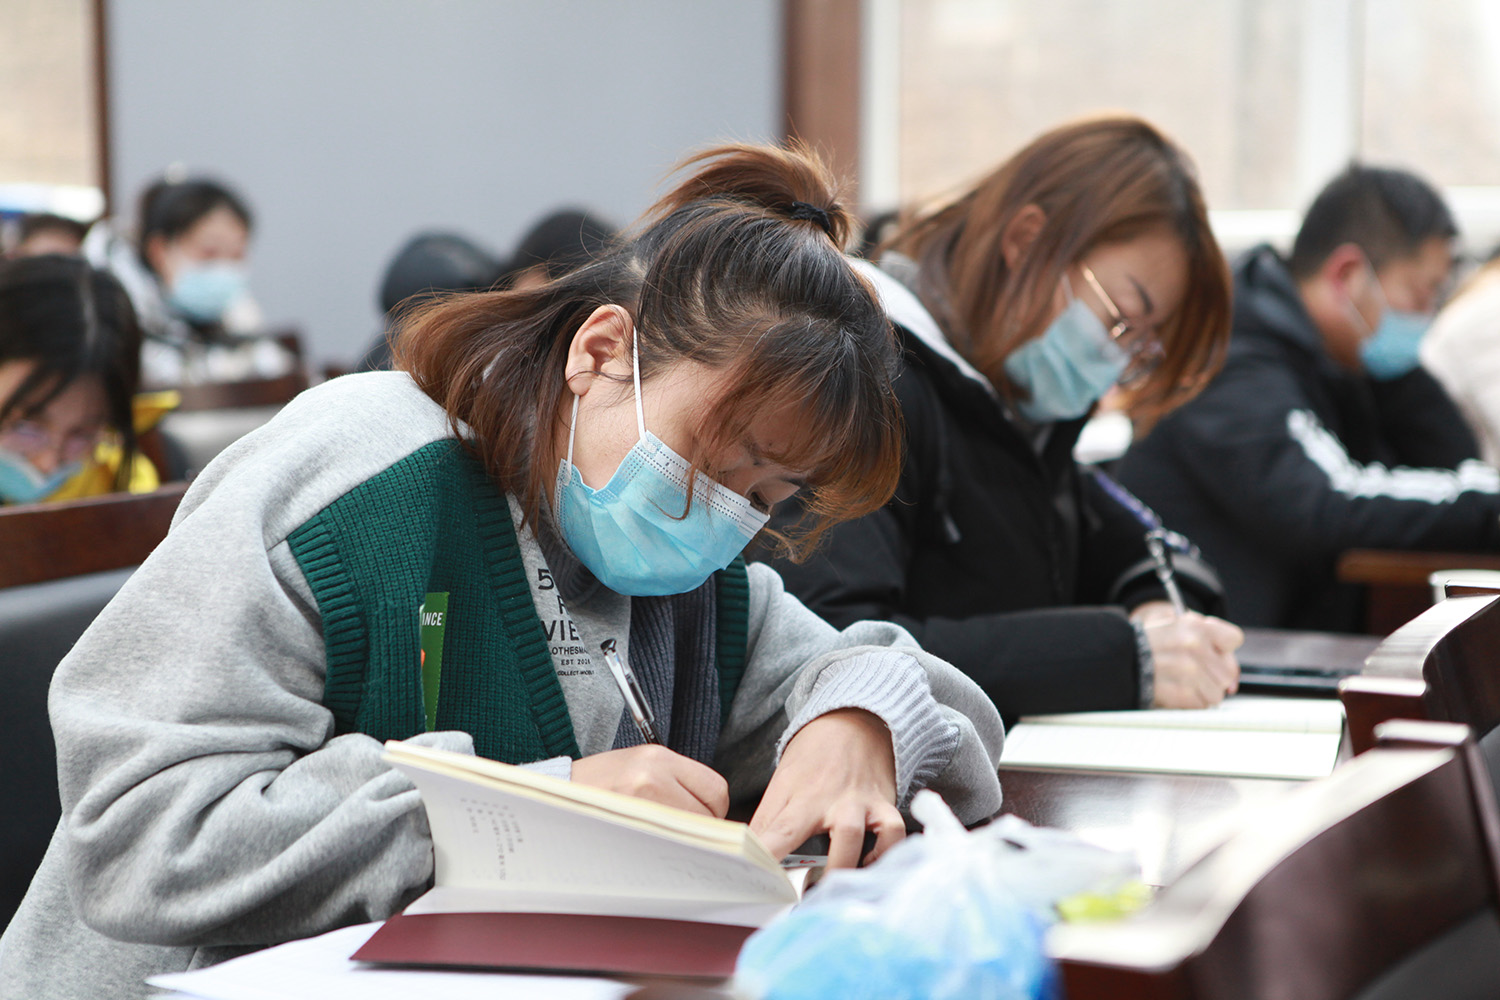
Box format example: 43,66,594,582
0,419,103,465
1078,263,1165,381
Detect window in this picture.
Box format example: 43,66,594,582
0,0,106,228
864,0,1500,251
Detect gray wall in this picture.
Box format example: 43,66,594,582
106,0,782,366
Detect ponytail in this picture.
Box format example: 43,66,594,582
397,141,900,556
644,141,854,250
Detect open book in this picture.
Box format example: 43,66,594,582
353,742,801,977
999,695,1346,780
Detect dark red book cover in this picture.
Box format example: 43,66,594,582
352,910,754,979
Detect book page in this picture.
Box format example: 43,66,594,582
1019,694,1344,734
386,743,759,856
390,762,798,914
1000,722,1341,780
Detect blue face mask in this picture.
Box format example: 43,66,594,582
1349,266,1431,380
168,262,248,323
1359,310,1429,380
553,336,771,596
1004,289,1130,422
0,448,81,504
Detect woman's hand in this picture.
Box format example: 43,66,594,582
571,744,730,818
750,708,905,869
1132,602,1244,708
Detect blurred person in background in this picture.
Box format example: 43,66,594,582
358,210,616,372
501,208,616,291
1119,165,1496,632
761,116,1243,722
1422,249,1500,466
0,254,161,505
84,175,295,387
7,213,90,259
356,231,505,372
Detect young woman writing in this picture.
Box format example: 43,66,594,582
765,116,1244,720
0,144,1003,998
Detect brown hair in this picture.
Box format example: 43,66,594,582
887,115,1231,424
393,142,900,557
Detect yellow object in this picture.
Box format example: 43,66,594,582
46,390,179,501
1055,879,1154,923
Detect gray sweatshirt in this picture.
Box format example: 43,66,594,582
0,372,1004,999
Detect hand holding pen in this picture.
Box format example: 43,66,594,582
1144,528,1188,617
571,640,728,816
1089,468,1243,706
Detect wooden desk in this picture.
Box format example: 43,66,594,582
997,629,1370,888
997,766,1298,887
1338,548,1500,635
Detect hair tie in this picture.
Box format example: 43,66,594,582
788,201,835,238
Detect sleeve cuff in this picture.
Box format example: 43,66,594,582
519,756,574,781
1132,620,1155,709
776,650,960,808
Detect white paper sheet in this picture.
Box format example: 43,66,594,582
148,923,636,1000
1000,722,1342,779
1020,694,1345,733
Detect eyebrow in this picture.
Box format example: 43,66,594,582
1129,276,1155,318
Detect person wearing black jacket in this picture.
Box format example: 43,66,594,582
1118,165,1497,632
761,117,1244,720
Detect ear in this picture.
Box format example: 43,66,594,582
144,233,171,279
564,305,633,399
1319,243,1369,298
1000,204,1048,269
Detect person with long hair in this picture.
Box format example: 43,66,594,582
764,116,1243,720
0,143,1003,997
0,254,156,505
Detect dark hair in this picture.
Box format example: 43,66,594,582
0,255,143,489
394,142,900,557
379,232,504,316
136,177,253,276
17,213,90,248
1288,165,1457,280
887,115,1232,424
502,209,617,287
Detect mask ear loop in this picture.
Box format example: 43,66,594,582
565,318,647,475
1343,259,1383,338
566,394,580,472
630,324,646,440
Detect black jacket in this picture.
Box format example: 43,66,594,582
1119,246,1498,632
759,261,1223,720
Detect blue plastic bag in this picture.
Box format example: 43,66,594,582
734,791,1138,1000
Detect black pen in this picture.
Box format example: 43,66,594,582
1144,528,1187,617
1089,468,1187,617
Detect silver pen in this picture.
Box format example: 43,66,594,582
1145,528,1188,616
600,639,660,744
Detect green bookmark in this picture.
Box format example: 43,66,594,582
419,592,449,731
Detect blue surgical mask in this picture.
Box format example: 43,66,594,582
168,262,248,323
1004,287,1129,422
553,336,770,596
1350,267,1431,380
1359,310,1429,380
0,448,81,504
